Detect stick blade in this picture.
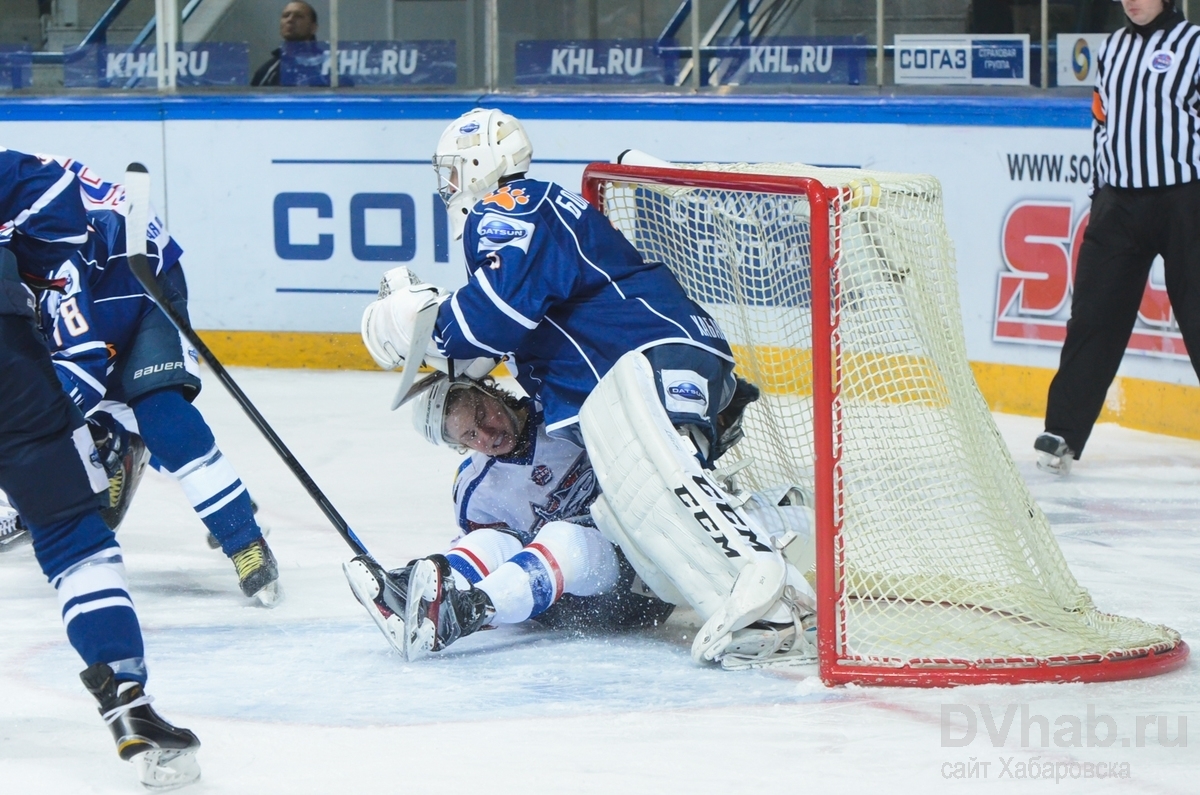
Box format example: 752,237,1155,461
390,302,441,411
123,163,151,262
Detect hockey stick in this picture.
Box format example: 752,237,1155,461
121,163,371,559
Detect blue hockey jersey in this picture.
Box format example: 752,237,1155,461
36,160,182,413
432,178,734,435
0,149,88,279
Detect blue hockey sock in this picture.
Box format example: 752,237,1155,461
132,389,261,556
53,536,147,684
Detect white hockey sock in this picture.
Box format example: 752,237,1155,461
477,521,619,624
446,528,523,586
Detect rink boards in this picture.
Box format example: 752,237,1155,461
1,93,1196,440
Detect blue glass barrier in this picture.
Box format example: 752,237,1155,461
63,43,249,88
723,37,867,86
516,39,668,85
0,46,33,90
280,41,457,87
518,37,866,86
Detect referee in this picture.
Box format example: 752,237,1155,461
1036,0,1200,474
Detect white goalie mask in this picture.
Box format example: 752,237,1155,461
433,108,533,240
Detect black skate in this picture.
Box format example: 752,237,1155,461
403,554,494,661
80,663,200,791
89,413,151,531
231,537,282,607
343,555,412,654
1034,432,1076,476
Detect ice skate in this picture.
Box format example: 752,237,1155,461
343,555,411,654
718,612,818,671
231,537,282,607
403,554,494,661
0,497,30,552
1034,432,1075,475
90,413,150,531
80,663,200,791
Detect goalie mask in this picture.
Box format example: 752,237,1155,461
433,108,533,240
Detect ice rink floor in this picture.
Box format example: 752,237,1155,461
1,367,1196,794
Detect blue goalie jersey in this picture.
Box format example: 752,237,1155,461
432,178,733,435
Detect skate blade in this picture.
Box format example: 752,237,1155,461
1036,452,1072,475
0,530,31,552
343,560,406,655
402,560,440,662
133,747,200,791
251,580,283,608
720,651,818,671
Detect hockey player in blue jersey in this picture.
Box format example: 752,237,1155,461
361,108,817,668
0,148,200,788
23,157,281,606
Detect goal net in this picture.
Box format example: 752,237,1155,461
581,160,1187,686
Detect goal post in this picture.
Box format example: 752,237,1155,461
581,161,1188,687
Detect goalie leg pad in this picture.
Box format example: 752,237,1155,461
580,352,788,647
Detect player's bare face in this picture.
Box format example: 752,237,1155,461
1121,0,1164,24
444,392,520,455
280,3,317,41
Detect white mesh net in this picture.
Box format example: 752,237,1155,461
593,161,1182,681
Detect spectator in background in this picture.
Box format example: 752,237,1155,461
251,1,319,87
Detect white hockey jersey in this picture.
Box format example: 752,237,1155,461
450,405,598,546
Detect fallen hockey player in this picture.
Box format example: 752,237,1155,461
344,374,675,656
345,374,817,668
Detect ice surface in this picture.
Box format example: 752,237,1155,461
1,368,1196,793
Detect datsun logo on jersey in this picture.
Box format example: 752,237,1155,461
476,213,535,253
994,201,1187,359
479,219,527,244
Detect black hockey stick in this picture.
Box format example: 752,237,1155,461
121,163,371,559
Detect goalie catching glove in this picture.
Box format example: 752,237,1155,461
360,266,496,379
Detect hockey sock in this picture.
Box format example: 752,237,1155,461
54,541,147,684
132,389,260,556
478,522,620,623
446,528,522,586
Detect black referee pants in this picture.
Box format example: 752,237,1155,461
1045,181,1200,456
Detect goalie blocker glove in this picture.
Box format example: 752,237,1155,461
80,662,201,790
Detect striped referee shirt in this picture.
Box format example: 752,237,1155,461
1094,8,1200,188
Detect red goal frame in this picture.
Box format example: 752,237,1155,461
581,163,1189,687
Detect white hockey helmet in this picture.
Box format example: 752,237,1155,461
433,107,533,240
410,375,464,451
